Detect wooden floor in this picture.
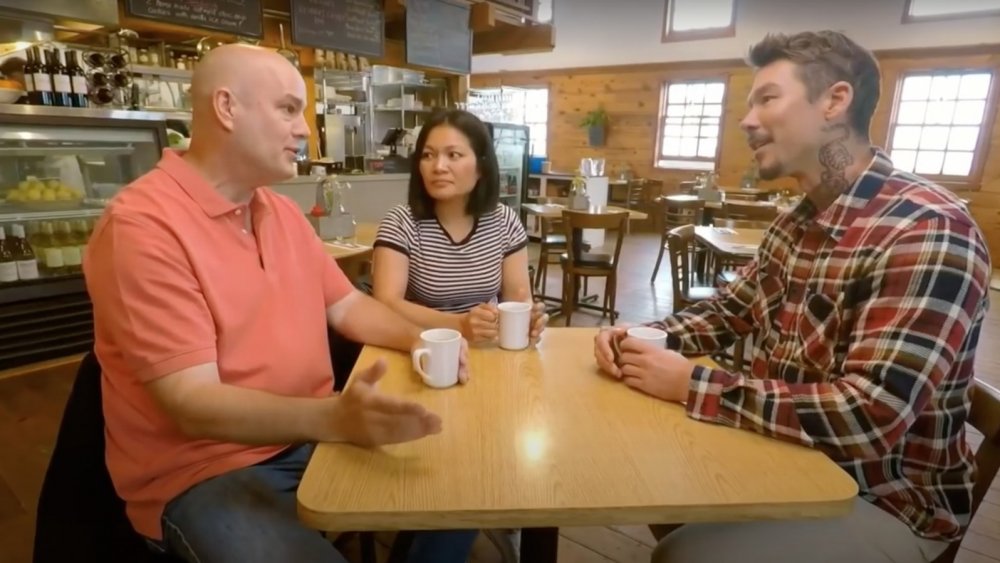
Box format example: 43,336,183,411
1,232,998,563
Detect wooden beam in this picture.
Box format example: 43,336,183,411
385,0,406,18
473,22,554,55
385,20,406,42
471,3,497,32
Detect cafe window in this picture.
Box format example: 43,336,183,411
655,80,727,171
903,0,1000,22
887,71,995,181
662,0,736,42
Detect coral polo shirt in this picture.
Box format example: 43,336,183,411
83,150,353,540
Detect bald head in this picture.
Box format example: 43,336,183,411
185,43,311,190
190,44,300,118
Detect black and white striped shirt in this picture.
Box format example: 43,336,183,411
374,204,528,313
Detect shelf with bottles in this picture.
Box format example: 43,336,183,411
20,44,94,110
0,217,94,286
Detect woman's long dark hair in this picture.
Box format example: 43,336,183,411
407,109,500,220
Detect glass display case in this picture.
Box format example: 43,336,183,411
0,105,167,370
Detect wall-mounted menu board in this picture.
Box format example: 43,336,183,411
406,0,471,75
126,0,263,38
290,0,384,58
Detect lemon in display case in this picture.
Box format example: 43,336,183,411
2,176,86,209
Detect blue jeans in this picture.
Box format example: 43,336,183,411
154,444,478,563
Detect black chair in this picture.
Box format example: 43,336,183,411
33,351,180,563
34,329,373,563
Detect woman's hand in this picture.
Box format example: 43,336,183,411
460,303,499,344
529,301,549,346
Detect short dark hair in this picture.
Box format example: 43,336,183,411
407,109,499,220
747,31,881,139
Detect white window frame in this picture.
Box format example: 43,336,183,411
886,69,997,187
654,78,728,172
662,0,737,43
902,0,1000,23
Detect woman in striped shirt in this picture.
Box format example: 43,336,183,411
372,109,547,344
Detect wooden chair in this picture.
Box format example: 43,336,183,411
622,179,650,234
559,210,629,326
666,225,718,312
651,197,705,283
667,225,747,371
721,201,778,222
533,215,567,296
932,380,1000,563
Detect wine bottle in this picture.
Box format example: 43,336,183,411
9,224,39,281
0,226,18,283
66,50,88,108
46,49,71,107
26,46,53,106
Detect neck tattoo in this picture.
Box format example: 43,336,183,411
815,123,854,206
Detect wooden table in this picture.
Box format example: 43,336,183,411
322,222,377,260
322,223,377,281
695,225,765,258
663,194,788,212
521,202,648,220
298,328,858,562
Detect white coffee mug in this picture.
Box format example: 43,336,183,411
626,326,668,348
498,301,532,350
611,326,669,365
411,328,462,388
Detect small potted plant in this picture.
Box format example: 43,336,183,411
580,106,608,147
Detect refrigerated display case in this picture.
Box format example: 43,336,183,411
486,122,529,218
0,105,167,370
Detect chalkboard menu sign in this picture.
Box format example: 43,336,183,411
290,0,384,58
406,0,471,75
127,0,263,37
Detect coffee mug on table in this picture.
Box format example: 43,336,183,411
498,301,532,350
611,326,669,365
411,328,462,388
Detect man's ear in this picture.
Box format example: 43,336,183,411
213,88,237,132
824,81,854,124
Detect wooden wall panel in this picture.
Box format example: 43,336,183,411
473,44,1000,263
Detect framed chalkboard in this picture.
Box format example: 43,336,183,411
126,0,263,38
406,0,471,75
291,0,384,58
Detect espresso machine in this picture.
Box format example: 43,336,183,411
319,113,366,172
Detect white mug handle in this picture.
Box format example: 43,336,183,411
411,347,432,385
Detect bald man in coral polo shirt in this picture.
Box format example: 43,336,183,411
83,45,477,563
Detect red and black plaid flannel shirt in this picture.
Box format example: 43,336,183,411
651,150,991,541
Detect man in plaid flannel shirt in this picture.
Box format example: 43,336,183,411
595,31,991,563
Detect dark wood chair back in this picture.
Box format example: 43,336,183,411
721,201,778,222
663,197,705,229
933,381,1000,563
666,225,697,310
560,210,629,270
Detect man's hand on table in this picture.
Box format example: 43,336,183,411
594,325,695,403
594,324,633,378
325,358,443,447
